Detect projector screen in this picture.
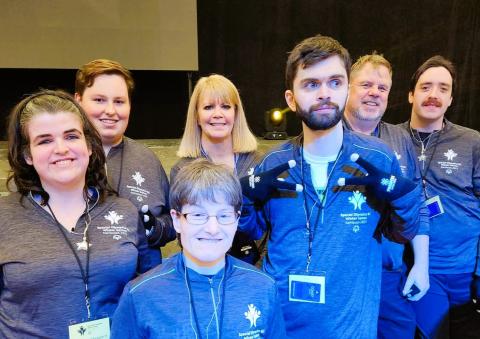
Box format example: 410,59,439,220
0,0,198,70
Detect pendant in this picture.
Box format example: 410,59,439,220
76,240,90,251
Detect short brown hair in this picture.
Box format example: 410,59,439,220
351,52,393,79
285,35,351,90
409,55,456,95
75,59,135,99
7,89,111,202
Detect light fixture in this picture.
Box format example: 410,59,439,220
264,107,290,140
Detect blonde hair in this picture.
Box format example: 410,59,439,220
177,74,257,157
350,52,393,79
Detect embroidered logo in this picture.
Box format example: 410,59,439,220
244,304,261,328
113,234,122,240
104,211,124,225
348,191,366,210
444,149,457,161
352,225,360,233
132,171,145,186
78,326,86,336
394,151,401,160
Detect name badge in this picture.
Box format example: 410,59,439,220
425,195,444,218
288,272,326,304
68,317,110,339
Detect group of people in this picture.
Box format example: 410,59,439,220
0,33,478,339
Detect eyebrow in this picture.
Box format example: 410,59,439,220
32,128,82,142
419,81,451,87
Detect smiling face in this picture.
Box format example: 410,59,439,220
346,62,391,123
171,196,238,267
409,66,453,131
285,55,348,131
197,94,235,144
75,74,131,147
25,112,91,192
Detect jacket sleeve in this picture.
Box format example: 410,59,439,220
146,158,177,248
137,217,162,273
111,285,142,339
265,284,288,339
385,156,422,243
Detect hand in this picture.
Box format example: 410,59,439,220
240,160,303,203
473,275,480,313
140,205,156,237
338,153,416,201
402,264,429,301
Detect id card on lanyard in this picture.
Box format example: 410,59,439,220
68,318,110,339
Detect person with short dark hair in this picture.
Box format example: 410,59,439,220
401,55,480,338
0,90,158,338
74,59,176,254
111,159,286,338
239,35,423,338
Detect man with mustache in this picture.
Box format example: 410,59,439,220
344,54,430,339
401,56,480,338
240,35,423,338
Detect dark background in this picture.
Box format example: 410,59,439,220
1,0,478,140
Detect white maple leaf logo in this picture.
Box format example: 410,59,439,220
244,304,261,328
104,211,124,225
444,149,457,161
348,191,366,210
132,171,145,186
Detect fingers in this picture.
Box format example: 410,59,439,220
268,161,295,177
352,155,379,175
274,178,303,192
339,176,370,186
141,205,149,213
402,276,414,297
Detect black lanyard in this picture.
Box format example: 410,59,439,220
300,146,342,271
46,202,92,319
185,258,227,339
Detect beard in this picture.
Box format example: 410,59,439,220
351,106,385,122
295,99,344,130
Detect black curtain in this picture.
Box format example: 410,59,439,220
198,0,480,136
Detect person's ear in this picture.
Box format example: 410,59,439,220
408,91,414,104
24,149,33,165
74,92,82,103
285,90,297,112
171,209,182,233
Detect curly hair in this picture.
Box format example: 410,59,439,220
7,89,113,203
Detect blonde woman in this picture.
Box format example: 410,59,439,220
171,74,261,264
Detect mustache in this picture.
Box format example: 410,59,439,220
422,98,442,107
310,100,339,111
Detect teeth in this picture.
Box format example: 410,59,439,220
55,160,72,165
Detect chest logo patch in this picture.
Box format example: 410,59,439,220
132,171,145,186
444,149,457,161
105,211,124,224
244,304,261,328
348,191,366,210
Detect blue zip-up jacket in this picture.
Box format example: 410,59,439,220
239,128,422,339
344,120,430,271
400,119,480,274
111,253,286,338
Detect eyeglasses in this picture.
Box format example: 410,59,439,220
176,210,240,225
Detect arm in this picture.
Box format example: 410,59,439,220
137,216,161,273
403,234,429,300
111,286,142,339
143,159,176,248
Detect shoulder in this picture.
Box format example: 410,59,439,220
127,255,180,295
346,129,395,161
257,139,297,169
447,121,480,140
124,137,161,162
228,256,276,286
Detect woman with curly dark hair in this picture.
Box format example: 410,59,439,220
0,90,159,338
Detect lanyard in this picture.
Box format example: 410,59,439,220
185,259,227,339
46,201,92,319
300,146,342,271
409,123,443,198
